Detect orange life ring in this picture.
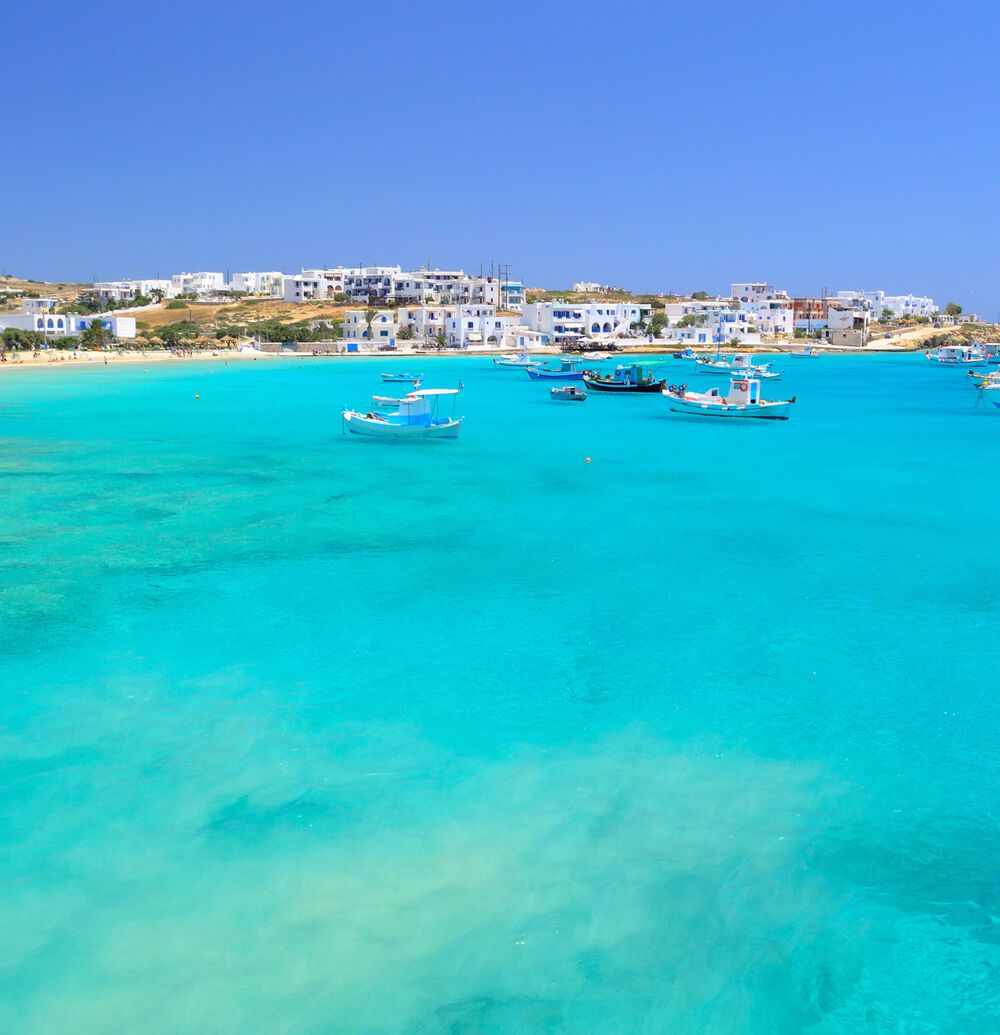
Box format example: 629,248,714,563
738,380,749,391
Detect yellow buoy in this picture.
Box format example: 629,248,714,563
194,394,200,399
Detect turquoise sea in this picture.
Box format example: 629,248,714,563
1,354,998,1033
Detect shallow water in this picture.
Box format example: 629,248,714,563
1,354,998,1032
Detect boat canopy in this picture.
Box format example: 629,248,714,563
412,388,461,396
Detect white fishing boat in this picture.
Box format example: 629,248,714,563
526,357,584,381
581,350,612,361
493,352,541,368
926,344,987,366
342,388,463,439
969,369,1000,385
732,355,783,380
663,376,796,420
381,371,423,383
695,356,734,371
788,345,820,357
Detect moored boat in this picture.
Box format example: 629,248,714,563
926,345,987,366
493,352,541,368
526,358,584,381
663,376,796,420
381,371,423,383
551,385,587,402
582,364,666,393
343,388,463,439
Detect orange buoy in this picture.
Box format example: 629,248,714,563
585,457,591,463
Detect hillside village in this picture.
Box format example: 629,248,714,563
0,268,979,354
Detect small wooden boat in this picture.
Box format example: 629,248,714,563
493,352,541,368
582,364,666,394
381,372,423,383
527,358,584,381
550,385,587,402
343,388,462,439
926,345,987,366
663,377,796,420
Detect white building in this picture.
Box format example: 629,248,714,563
737,299,793,337
662,299,731,325
343,266,406,302
573,281,611,293
92,279,174,302
731,282,788,304
827,305,870,332
445,305,518,349
171,272,226,297
396,304,450,341
230,272,284,297
0,312,136,339
519,301,652,339
21,297,61,313
880,293,937,319
834,289,936,321
393,304,518,348
662,308,762,346
341,308,398,347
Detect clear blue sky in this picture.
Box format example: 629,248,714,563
5,0,998,312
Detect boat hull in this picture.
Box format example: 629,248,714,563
664,395,794,420
551,388,586,402
342,413,462,438
582,376,666,393
527,368,584,380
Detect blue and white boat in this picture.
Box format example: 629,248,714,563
381,371,423,383
343,388,463,439
927,344,989,366
526,358,584,381
493,352,541,368
732,354,783,381
663,376,796,420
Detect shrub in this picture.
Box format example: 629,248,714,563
166,300,188,310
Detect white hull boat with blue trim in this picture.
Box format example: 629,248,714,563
926,345,987,366
343,388,463,439
493,352,541,368
663,377,796,420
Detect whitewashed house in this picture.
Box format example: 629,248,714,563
231,272,284,297
519,301,652,339
171,272,225,297
341,308,397,348
663,308,762,346
445,305,518,349
0,311,136,339
92,279,174,302
731,282,788,304
396,305,450,341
